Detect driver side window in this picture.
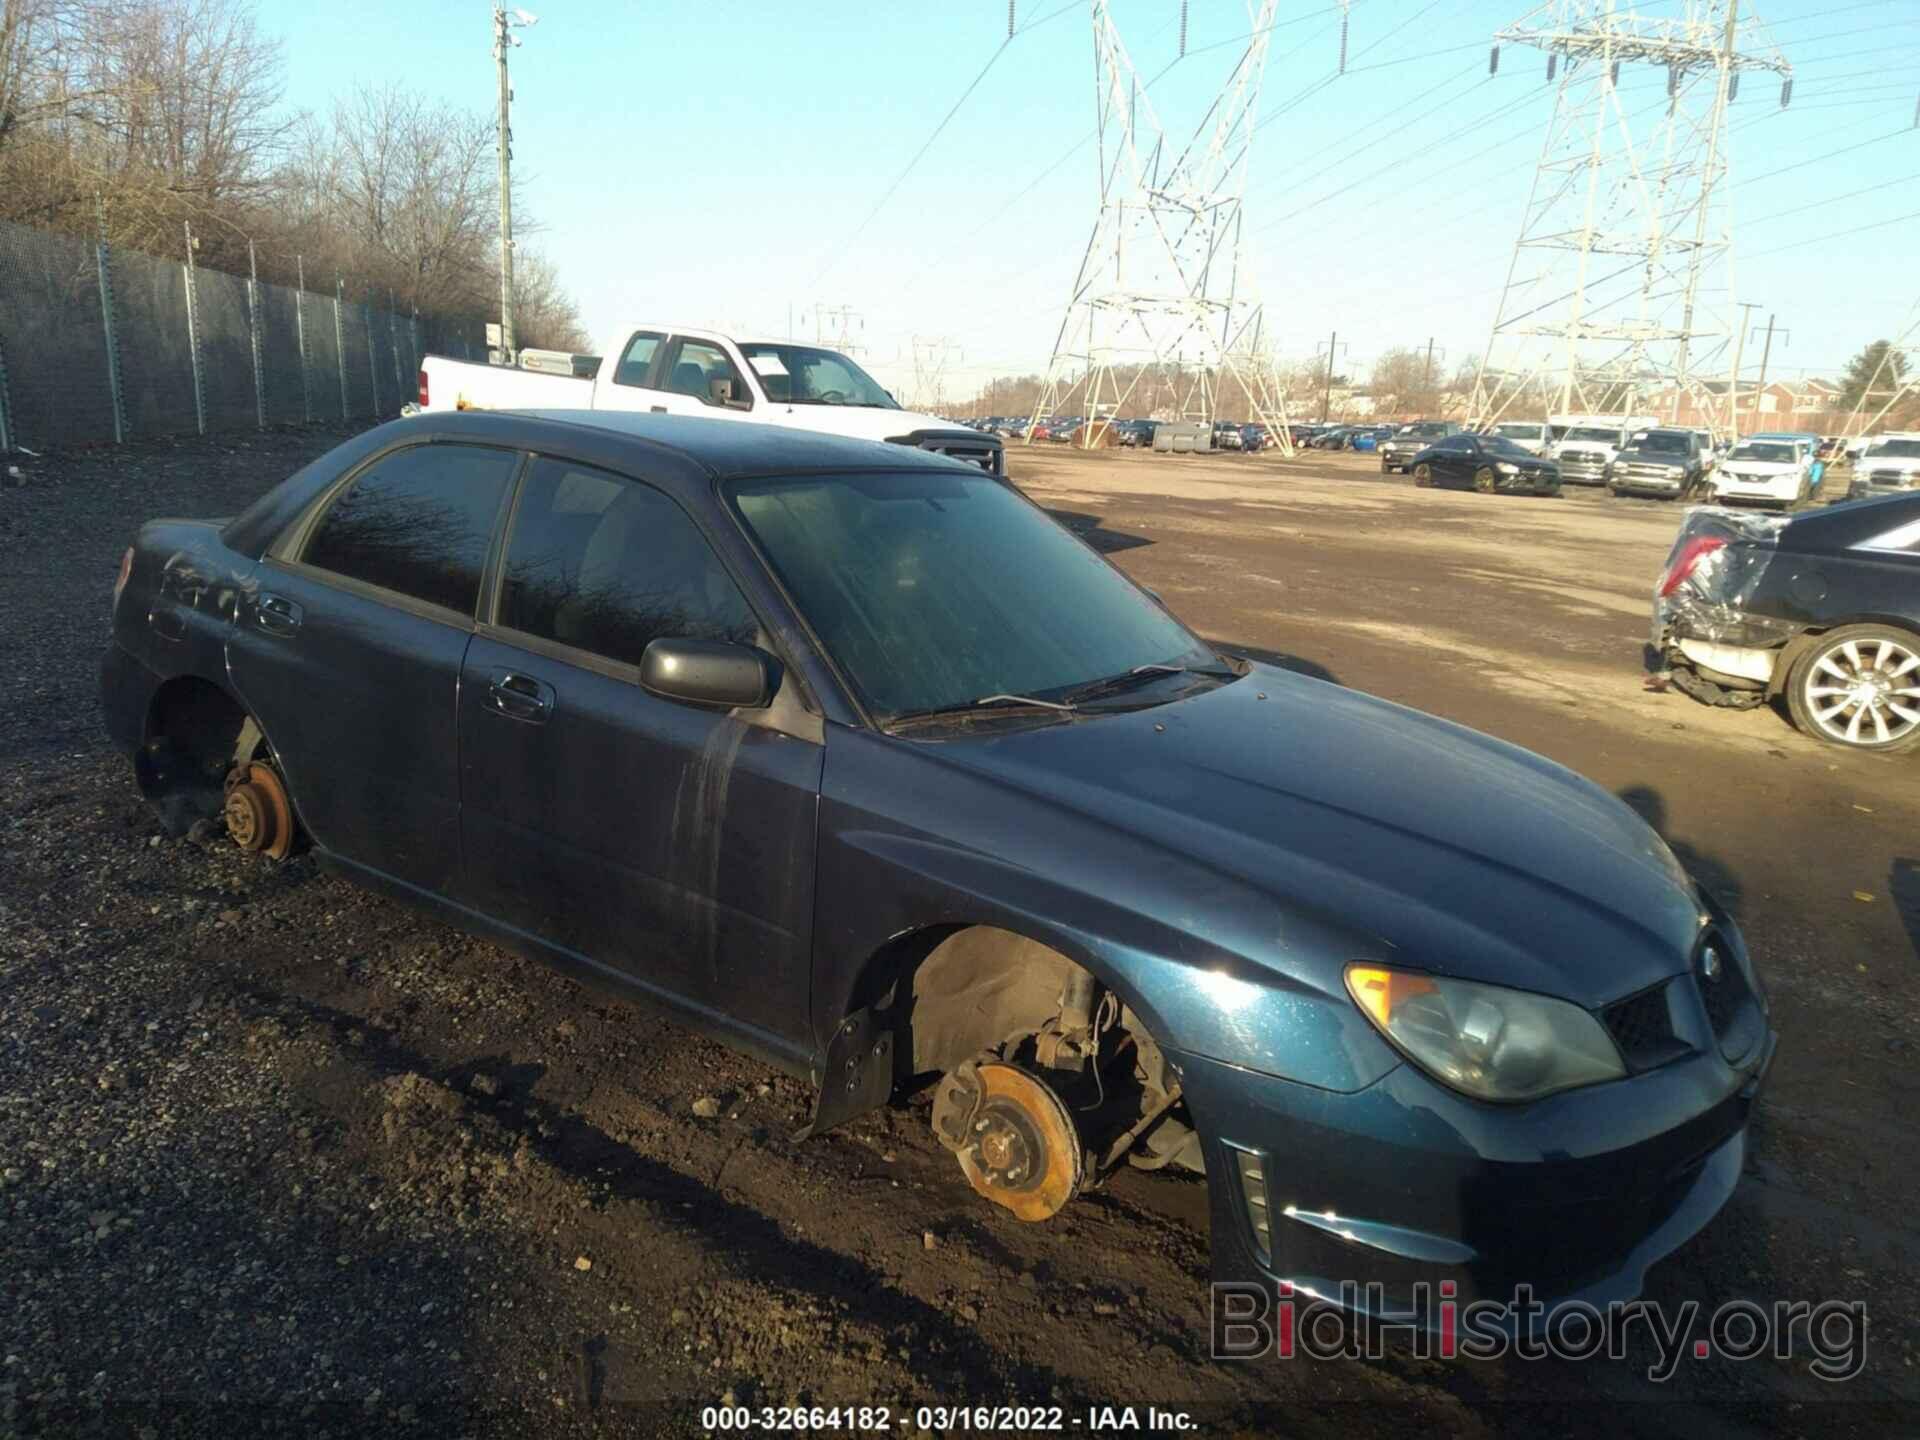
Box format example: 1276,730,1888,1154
664,340,751,409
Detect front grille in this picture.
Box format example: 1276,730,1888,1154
1867,468,1916,488
1559,452,1608,479
1618,464,1683,486
1602,982,1688,1072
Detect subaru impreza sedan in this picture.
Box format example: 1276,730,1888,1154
102,409,1772,1326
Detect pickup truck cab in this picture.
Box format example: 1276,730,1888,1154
418,325,1004,474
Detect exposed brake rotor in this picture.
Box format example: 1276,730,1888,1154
223,762,294,860
931,1059,1084,1222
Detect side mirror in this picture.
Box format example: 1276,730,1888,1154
707,376,736,406
640,638,773,709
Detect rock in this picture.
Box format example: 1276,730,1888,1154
691,1096,722,1119
573,1256,592,1272
1092,1301,1120,1317
670,1308,690,1326
922,1231,938,1251
218,909,243,926
468,1073,500,1099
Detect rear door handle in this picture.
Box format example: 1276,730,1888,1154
255,593,303,636
486,669,554,724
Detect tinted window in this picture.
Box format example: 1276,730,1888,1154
497,459,757,667
613,331,665,387
1481,435,1533,457
729,470,1215,718
301,444,517,614
665,340,749,406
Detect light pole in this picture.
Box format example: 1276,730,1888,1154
493,5,538,361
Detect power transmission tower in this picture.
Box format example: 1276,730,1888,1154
1472,1,1790,431
910,336,963,415
806,305,866,357
492,5,539,359
1030,1,1294,453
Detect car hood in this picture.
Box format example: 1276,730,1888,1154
922,668,1703,1007
1720,461,1798,477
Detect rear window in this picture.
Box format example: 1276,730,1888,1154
300,444,518,615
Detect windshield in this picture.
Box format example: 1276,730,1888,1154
1630,432,1691,455
728,471,1218,720
737,344,899,408
1866,440,1920,459
1728,443,1796,464
1495,424,1542,440
1566,427,1622,444
1480,435,1534,458
1402,423,1449,437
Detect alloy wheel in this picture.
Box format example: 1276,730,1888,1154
1473,467,1496,493
1799,634,1920,748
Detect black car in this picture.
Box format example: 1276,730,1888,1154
1407,432,1561,496
1379,420,1462,473
1609,428,1710,500
101,410,1771,1327
1653,493,1920,750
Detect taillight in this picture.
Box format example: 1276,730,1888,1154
417,368,429,407
1658,535,1726,597
113,545,134,608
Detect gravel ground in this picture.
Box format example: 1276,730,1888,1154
1,426,1914,1438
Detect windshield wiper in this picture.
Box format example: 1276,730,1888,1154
883,693,1078,730
1059,662,1231,705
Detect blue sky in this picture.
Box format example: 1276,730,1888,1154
264,1,1919,399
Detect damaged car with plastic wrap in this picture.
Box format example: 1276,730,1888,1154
1652,493,1920,750
103,409,1774,1333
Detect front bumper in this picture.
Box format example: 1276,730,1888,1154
1182,1014,1774,1328
1611,468,1688,496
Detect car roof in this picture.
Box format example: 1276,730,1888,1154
481,408,977,479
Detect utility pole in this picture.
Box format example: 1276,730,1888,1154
1319,331,1345,422
1728,300,1762,438
1752,314,1787,428
492,5,538,361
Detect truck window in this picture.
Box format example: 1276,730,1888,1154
612,332,666,388
665,340,751,408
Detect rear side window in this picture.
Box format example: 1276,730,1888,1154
496,458,758,667
300,444,518,615
612,331,665,387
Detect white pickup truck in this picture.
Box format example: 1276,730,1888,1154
415,324,1004,474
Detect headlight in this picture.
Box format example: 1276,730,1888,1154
1344,963,1625,1102
1495,462,1519,475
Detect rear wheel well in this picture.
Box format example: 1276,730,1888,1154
136,676,259,833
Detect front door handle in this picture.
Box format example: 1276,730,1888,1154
486,669,554,724
255,593,303,636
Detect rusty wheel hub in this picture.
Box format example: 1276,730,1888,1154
223,762,294,859
932,1060,1084,1222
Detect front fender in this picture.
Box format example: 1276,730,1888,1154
810,730,1401,1096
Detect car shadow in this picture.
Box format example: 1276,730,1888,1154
1892,859,1920,961
1204,640,1341,688
1616,784,1745,919
1044,509,1155,554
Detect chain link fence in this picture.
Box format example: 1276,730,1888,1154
0,218,486,453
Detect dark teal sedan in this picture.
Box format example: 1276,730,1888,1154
101,409,1767,1330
